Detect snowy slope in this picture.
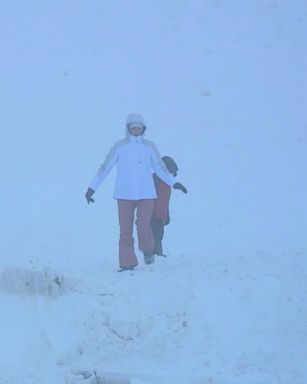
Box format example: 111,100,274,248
0,1,307,383
1,251,306,384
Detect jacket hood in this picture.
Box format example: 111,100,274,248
126,113,146,135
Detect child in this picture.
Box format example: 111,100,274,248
151,156,188,256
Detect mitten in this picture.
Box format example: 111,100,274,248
173,182,188,194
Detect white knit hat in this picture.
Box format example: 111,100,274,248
126,113,146,129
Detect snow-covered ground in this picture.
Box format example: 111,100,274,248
0,250,306,383
0,1,306,383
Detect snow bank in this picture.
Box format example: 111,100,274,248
0,267,67,297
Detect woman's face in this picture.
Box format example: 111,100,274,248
129,126,144,136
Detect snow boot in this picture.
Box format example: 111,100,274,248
144,251,155,265
118,265,137,272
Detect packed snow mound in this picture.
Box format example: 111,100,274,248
0,267,68,297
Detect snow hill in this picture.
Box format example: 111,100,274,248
0,1,306,383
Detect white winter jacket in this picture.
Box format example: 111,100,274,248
89,134,176,200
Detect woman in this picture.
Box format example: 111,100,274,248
85,113,186,271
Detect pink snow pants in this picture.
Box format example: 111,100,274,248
117,199,155,268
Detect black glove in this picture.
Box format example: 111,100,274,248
85,188,95,204
173,182,188,194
